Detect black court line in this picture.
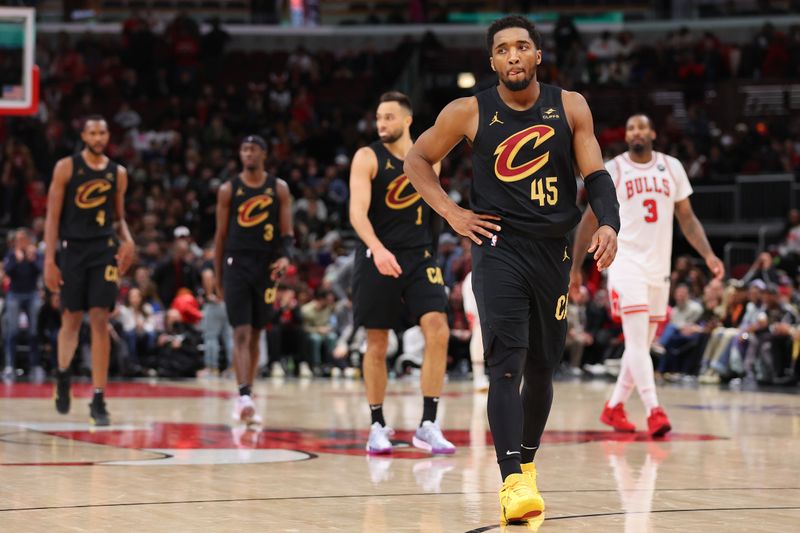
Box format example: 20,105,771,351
2,487,800,513
0,430,102,448
0,491,484,513
463,506,800,533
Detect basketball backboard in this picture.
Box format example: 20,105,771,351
0,7,36,115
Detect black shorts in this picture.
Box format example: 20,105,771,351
471,232,572,369
352,244,447,330
59,237,119,312
223,251,276,328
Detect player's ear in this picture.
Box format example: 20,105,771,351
489,56,496,72
536,49,542,65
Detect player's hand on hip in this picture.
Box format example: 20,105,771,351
588,225,617,271
270,257,290,281
706,254,725,280
43,260,63,293
372,246,402,278
116,240,136,275
445,206,501,245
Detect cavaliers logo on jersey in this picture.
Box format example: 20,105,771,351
237,195,273,227
385,175,421,210
493,124,555,183
75,179,112,209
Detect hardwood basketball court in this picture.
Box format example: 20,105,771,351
1,377,798,531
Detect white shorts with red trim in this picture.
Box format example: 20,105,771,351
608,270,669,324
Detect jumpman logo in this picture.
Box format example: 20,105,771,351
236,187,245,197
386,159,395,170
563,246,570,262
490,112,504,126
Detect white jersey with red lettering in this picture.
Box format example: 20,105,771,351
606,151,692,321
607,150,692,284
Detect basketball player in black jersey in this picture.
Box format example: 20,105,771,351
44,115,135,426
214,135,294,425
405,17,620,523
349,91,455,455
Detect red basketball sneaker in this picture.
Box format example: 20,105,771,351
647,406,672,437
600,402,636,432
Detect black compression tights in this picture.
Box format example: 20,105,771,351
487,339,556,481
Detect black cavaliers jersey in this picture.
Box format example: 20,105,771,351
366,141,432,250
60,154,119,240
471,83,580,238
225,174,281,255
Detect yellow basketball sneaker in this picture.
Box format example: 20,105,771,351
499,473,543,525
521,462,546,512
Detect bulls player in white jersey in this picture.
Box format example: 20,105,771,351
571,114,724,436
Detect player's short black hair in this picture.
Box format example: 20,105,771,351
487,15,542,53
82,114,107,131
378,91,413,114
628,113,654,129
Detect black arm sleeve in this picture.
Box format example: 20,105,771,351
584,169,621,234
279,234,296,262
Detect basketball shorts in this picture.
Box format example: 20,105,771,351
471,232,572,369
352,244,447,330
59,237,119,312
607,264,670,324
223,251,276,328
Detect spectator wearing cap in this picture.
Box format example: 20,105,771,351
712,279,767,378
151,226,201,309
747,283,798,384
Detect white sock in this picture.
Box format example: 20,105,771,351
609,312,659,412
609,354,635,407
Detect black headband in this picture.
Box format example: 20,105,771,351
241,135,267,151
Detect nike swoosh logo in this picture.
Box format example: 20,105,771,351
506,450,520,455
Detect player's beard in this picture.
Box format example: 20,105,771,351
244,164,259,172
500,72,534,91
379,129,403,144
87,144,106,155
630,141,648,154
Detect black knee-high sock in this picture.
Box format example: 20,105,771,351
486,343,527,481
520,364,556,464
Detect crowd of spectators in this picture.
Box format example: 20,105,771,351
1,15,800,386
565,211,800,388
